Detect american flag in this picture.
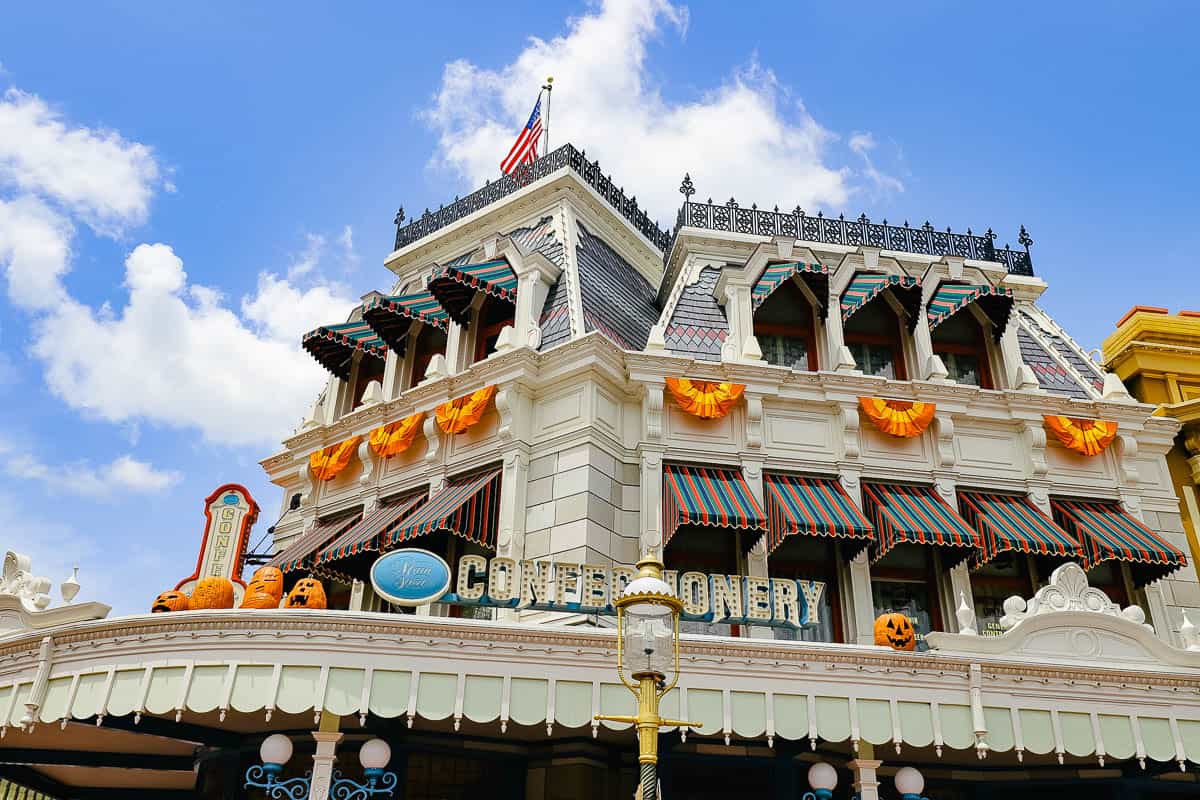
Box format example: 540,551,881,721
500,96,543,175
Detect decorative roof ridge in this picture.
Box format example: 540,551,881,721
1020,302,1105,399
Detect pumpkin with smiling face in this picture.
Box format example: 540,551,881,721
151,590,190,613
874,612,916,651
240,566,284,609
285,577,327,609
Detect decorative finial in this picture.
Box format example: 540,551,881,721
679,173,695,200
859,213,869,224
985,227,996,241
394,207,405,227
923,220,933,231
1018,225,1033,249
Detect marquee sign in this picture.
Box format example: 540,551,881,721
371,550,825,628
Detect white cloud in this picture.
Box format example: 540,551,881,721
0,195,73,310
849,132,905,198
0,439,180,498
424,0,900,223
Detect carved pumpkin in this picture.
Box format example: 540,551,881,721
190,576,235,610
151,590,190,613
286,577,327,609
240,566,285,609
874,612,916,651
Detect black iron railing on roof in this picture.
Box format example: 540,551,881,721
393,143,672,252
669,175,1034,275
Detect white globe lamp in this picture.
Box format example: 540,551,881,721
894,766,926,799
259,733,293,776
805,761,838,799
359,737,392,777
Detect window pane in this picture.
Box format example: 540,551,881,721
941,352,980,386
848,342,895,379
772,588,834,643
871,580,933,650
759,334,809,370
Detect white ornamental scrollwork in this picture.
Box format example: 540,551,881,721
1000,562,1147,631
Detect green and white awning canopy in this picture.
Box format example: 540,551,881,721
751,261,829,316
927,282,1014,339
362,290,449,352
428,258,518,326
302,321,388,381
840,273,922,327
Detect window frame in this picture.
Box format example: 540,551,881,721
931,310,994,389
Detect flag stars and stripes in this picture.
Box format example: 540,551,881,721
501,96,543,175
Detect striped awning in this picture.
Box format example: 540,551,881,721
267,509,363,573
302,320,388,380
764,473,873,556
428,259,517,325
861,483,980,564
1052,499,1187,586
751,261,828,315
313,491,429,566
363,290,448,351
384,468,502,550
926,283,1014,339
959,492,1083,568
841,273,921,326
662,465,766,547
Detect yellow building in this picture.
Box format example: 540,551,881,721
1104,305,1200,574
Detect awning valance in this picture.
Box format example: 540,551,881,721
764,474,873,556
428,259,518,325
302,320,388,380
751,261,828,315
959,492,1083,568
926,282,1014,339
385,468,502,550
1051,499,1187,586
662,465,766,547
267,509,363,573
363,290,448,351
313,491,429,566
841,273,921,325
861,483,980,564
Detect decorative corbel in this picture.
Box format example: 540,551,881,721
18,636,52,731
494,385,523,442
1114,433,1140,485
933,477,957,507
1023,420,1049,477
643,382,665,443
1183,428,1200,485
356,437,376,488
298,463,317,507
492,324,518,356
968,663,989,759
933,414,956,468
745,394,764,449
840,403,862,460
423,413,442,465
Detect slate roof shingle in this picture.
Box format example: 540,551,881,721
664,266,728,361
576,222,660,351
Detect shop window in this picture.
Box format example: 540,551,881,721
1085,561,1133,608
409,324,447,388
769,535,842,643
931,310,993,388
665,525,744,637
971,552,1040,636
352,357,386,408
870,544,943,649
844,299,907,380
472,296,516,364
753,279,818,371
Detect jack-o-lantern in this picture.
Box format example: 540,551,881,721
285,577,327,609
874,612,916,651
151,590,190,613
240,566,284,609
190,576,235,610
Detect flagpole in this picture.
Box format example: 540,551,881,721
541,76,553,156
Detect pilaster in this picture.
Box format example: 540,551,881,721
307,717,343,800
839,470,875,645
847,757,881,800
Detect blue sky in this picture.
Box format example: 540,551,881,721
0,1,1196,614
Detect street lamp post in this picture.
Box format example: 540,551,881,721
595,557,698,800
244,733,399,799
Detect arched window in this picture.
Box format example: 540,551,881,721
931,308,993,388
472,297,515,364
752,278,818,371
352,355,385,408
408,323,447,389
844,298,908,380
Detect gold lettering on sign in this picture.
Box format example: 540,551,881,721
487,557,518,603
554,563,581,606
679,572,709,617
745,577,772,621
517,560,552,609
456,554,487,601
771,579,801,627
581,564,608,608
710,574,743,620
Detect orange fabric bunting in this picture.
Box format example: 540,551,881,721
665,378,746,420
309,436,362,481
369,413,425,458
1044,415,1118,456
436,385,497,435
859,397,936,438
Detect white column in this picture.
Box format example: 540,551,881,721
511,259,557,351
741,459,771,639
307,729,343,800
823,278,856,372
839,470,876,645
715,274,761,362
639,380,666,559
847,757,882,800
1119,491,1173,643
934,478,971,631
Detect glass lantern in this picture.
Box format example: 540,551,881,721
616,559,682,689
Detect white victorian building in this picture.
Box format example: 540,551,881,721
1,145,1199,799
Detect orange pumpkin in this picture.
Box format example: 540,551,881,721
190,576,235,610
240,566,284,609
151,590,190,613
874,612,916,651
286,577,327,609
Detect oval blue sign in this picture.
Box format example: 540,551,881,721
370,548,452,607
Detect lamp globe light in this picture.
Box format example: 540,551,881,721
259,734,293,768
807,761,838,791
894,766,925,797
359,738,392,772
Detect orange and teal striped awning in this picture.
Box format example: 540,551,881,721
267,509,363,574
840,273,921,324
363,290,448,351
926,282,1014,338
312,490,430,566
302,320,388,380
861,483,980,564
1052,499,1187,586
663,465,766,547
751,261,828,314
764,473,873,556
429,258,517,325
959,492,1083,568
385,467,502,550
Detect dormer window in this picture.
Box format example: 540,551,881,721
408,323,447,389
844,299,907,380
931,309,993,388
752,278,818,371
352,355,385,408
472,296,515,364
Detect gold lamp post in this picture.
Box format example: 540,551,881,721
595,557,697,800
